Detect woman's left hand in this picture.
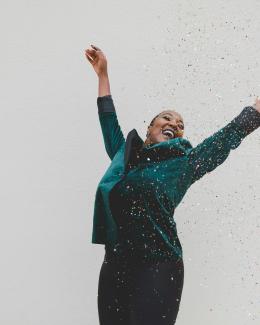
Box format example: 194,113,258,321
253,96,260,113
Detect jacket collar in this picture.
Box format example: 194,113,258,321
124,129,144,169
124,128,193,171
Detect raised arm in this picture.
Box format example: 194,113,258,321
97,93,125,160
187,99,260,185
85,44,125,160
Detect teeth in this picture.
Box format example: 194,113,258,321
162,129,174,137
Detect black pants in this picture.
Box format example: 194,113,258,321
97,255,184,325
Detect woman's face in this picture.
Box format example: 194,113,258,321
144,110,184,146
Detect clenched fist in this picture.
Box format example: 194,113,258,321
85,45,108,77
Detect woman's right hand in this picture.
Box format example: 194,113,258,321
84,45,108,77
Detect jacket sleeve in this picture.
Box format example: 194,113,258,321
97,95,126,160
187,106,260,184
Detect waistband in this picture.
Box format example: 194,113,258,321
104,250,183,265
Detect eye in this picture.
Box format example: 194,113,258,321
179,124,184,130
163,116,171,120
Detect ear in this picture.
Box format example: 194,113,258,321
146,125,151,137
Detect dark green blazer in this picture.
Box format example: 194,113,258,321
92,95,260,247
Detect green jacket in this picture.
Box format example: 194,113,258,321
92,95,260,247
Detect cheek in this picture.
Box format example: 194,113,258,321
153,121,164,133
152,128,163,137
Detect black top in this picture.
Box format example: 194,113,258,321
105,155,183,264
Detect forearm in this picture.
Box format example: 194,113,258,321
188,105,260,184
98,73,111,97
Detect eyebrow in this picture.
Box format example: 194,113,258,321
161,113,184,123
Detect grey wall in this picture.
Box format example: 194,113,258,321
0,0,259,324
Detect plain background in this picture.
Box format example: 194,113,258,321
0,0,259,324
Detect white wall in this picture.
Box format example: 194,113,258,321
0,0,259,324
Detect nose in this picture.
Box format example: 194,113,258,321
166,121,178,129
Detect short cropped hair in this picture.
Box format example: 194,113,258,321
149,110,183,127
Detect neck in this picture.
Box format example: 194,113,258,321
143,140,150,148
144,137,153,146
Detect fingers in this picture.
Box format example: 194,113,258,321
86,48,95,56
85,49,96,61
85,49,95,58
85,44,102,57
91,44,101,51
86,53,93,61
84,44,103,64
85,52,95,65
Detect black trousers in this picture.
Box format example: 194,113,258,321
97,255,184,325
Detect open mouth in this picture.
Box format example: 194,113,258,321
161,128,175,138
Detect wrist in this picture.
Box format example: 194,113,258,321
98,72,108,79
98,72,110,97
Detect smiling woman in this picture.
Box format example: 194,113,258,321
85,44,260,325
144,110,185,146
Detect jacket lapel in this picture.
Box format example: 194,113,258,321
124,128,144,170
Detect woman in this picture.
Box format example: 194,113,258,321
85,44,260,325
